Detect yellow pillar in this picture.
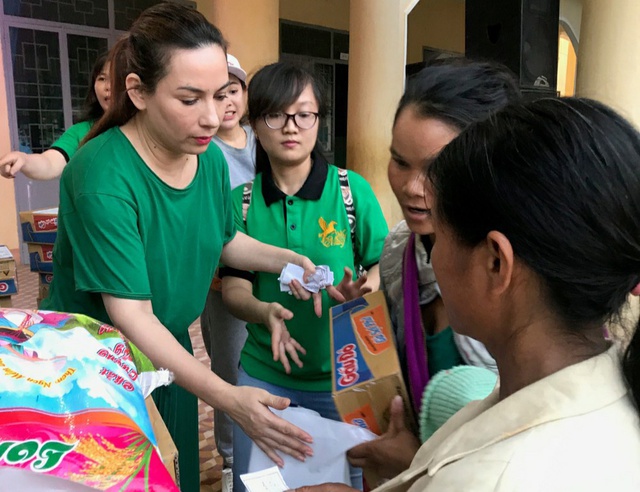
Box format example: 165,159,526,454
347,0,419,226
576,0,640,341
576,0,640,128
197,0,279,78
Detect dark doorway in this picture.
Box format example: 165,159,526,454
334,63,349,168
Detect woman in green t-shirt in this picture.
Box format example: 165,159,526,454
0,52,111,180
41,5,336,492
221,62,388,490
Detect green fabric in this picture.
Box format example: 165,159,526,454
49,120,93,161
237,165,388,391
42,126,236,337
42,126,235,492
426,326,465,376
152,331,200,492
419,365,497,443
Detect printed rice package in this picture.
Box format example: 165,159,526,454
0,308,178,491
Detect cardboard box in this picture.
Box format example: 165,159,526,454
39,283,50,300
330,291,415,487
330,291,414,434
145,397,179,487
0,246,16,280
20,207,58,244
0,279,18,297
39,273,54,286
27,243,54,273
0,246,17,297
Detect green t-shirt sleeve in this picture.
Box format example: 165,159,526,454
218,179,247,275
221,154,237,245
349,170,389,268
67,192,152,298
218,184,251,276
50,121,93,162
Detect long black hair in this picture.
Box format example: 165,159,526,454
79,52,109,123
84,2,227,142
395,59,521,129
248,61,327,175
429,97,640,411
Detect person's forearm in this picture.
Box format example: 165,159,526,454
221,232,301,274
102,296,314,464
221,277,268,323
364,264,381,292
102,295,235,412
22,150,67,180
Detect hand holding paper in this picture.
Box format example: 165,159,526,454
247,406,376,488
279,264,334,294
279,263,346,317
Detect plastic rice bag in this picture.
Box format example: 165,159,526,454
0,308,177,491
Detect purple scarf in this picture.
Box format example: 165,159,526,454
403,233,430,414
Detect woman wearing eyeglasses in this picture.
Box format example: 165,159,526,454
220,61,388,490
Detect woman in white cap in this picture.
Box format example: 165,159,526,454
200,53,256,488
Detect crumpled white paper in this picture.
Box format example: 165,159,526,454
136,369,174,398
247,406,377,488
278,263,334,294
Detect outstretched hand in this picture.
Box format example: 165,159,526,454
263,302,306,373
226,386,314,467
333,266,371,301
347,396,420,480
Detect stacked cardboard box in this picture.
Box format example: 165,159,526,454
0,246,18,308
20,207,58,306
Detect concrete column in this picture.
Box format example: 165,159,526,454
347,0,419,226
576,0,640,128
576,0,640,340
197,0,279,78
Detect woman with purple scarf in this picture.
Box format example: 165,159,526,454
347,60,521,481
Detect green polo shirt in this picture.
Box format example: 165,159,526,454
42,126,236,339
50,120,93,162
224,156,388,391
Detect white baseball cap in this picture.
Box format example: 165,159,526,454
227,54,247,85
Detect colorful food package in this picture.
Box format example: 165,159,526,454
0,308,178,491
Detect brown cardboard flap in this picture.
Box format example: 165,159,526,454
145,397,179,487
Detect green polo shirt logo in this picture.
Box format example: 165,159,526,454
318,217,347,248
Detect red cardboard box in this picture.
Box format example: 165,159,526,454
20,207,58,244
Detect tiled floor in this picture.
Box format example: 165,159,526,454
8,263,223,492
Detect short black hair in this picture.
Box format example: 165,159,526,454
395,59,521,130
248,61,327,122
248,61,327,174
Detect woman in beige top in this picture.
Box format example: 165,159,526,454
296,97,640,491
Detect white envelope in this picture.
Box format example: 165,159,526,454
248,406,376,488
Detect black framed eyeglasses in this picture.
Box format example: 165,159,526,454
263,111,320,130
